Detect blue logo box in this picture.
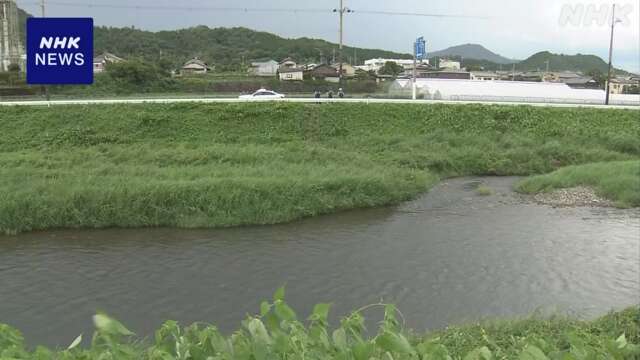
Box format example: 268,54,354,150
27,18,94,85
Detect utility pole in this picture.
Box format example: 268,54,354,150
512,63,515,81
412,43,417,100
40,0,50,101
605,4,618,105
338,0,343,84
334,0,352,87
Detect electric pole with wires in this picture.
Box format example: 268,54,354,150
39,0,50,101
333,0,352,87
605,4,622,105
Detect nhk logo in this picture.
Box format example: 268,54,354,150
27,18,93,85
35,37,85,66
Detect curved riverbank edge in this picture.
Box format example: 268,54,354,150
1,300,638,358
1,103,639,234
516,161,640,208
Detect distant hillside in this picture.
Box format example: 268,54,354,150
14,7,628,75
517,51,624,74
91,26,411,70
16,7,410,71
429,44,516,64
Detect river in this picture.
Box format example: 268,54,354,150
1,177,638,347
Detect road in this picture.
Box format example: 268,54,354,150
0,97,639,109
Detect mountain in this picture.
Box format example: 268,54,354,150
517,51,621,74
429,44,516,64
16,8,410,71
13,7,627,75
92,26,412,71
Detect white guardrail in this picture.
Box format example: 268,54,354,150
0,97,638,110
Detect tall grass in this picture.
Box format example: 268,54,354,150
516,161,640,207
0,289,638,359
0,103,638,233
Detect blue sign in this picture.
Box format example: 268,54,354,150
27,18,94,85
415,37,426,60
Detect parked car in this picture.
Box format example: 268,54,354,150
238,89,285,100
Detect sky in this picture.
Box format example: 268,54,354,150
17,0,640,73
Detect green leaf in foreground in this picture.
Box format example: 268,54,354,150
92,313,134,336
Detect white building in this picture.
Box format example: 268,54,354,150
362,58,429,73
278,67,304,81
389,78,640,106
182,58,212,74
438,59,461,70
279,57,298,70
470,71,500,81
250,60,279,77
93,52,125,73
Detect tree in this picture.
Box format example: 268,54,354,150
378,61,404,77
7,63,21,72
624,85,639,95
354,69,376,81
465,65,483,72
586,69,606,89
106,60,162,85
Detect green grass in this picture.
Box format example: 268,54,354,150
476,185,494,196
0,103,639,233
516,161,640,208
1,290,638,359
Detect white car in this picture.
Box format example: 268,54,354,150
238,89,285,100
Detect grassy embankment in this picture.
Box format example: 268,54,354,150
1,291,638,359
0,103,639,234
516,160,640,208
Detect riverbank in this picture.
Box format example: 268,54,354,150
1,103,638,234
516,161,640,208
1,300,638,359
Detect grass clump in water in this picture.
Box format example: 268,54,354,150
476,185,494,196
0,288,638,359
0,103,638,233
516,160,640,208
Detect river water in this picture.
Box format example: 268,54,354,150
1,177,638,347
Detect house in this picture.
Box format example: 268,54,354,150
250,60,279,77
423,71,471,80
438,59,461,71
93,52,125,73
609,78,639,94
278,67,304,81
310,64,339,80
471,71,500,81
182,58,212,74
362,58,428,73
331,63,356,78
564,77,600,89
551,71,582,82
517,71,545,82
304,63,318,71
279,57,298,70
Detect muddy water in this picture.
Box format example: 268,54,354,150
1,177,638,346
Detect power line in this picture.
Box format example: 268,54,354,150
17,1,489,19
356,10,490,19
18,1,334,14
